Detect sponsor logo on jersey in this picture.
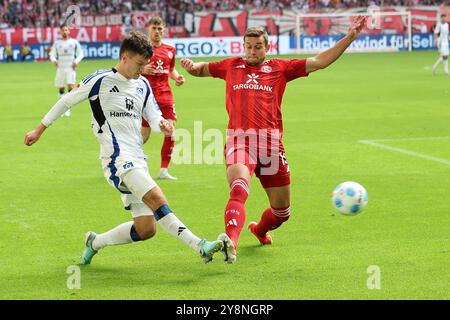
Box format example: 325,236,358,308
232,73,273,92
246,73,259,84
109,111,140,119
149,59,169,74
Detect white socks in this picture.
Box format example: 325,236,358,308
90,214,202,253
433,57,449,74
433,57,443,73
157,213,201,252
92,221,134,251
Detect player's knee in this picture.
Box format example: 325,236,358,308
135,224,157,240
142,187,167,210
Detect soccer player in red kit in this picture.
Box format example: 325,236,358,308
181,17,367,263
141,17,185,180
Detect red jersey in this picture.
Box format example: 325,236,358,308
143,43,176,105
208,57,308,134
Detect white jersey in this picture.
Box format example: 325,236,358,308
50,38,84,68
42,68,164,159
435,22,449,47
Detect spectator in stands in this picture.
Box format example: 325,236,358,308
4,43,14,62
21,42,34,61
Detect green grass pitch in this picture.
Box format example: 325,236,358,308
0,51,449,299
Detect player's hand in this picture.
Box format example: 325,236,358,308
53,61,58,67
142,65,155,75
180,58,195,72
347,16,367,40
175,75,185,86
24,125,46,146
72,63,77,70
159,119,173,136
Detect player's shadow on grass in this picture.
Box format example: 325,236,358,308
78,263,229,287
238,244,276,262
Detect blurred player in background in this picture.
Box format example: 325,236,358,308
432,14,449,75
50,24,84,116
20,42,34,61
4,43,14,62
24,31,223,265
141,17,185,180
182,17,367,263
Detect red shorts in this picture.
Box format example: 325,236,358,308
224,133,290,189
159,103,177,121
142,103,176,127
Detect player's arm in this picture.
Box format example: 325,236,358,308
169,68,185,86
49,42,58,67
180,58,211,77
24,80,91,146
305,16,367,74
73,41,84,69
143,87,173,136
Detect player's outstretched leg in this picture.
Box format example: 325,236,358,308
80,231,98,265
218,233,236,264
222,177,249,262
154,205,223,263
79,221,150,265
249,207,290,246
198,239,224,264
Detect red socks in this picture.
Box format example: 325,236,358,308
254,207,290,237
161,136,174,169
224,178,249,248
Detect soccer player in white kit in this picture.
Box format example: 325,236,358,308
432,14,450,75
24,32,223,265
50,24,84,116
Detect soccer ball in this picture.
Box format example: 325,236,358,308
332,181,368,215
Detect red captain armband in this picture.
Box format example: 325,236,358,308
142,118,150,127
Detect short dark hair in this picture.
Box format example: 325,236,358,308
244,27,269,46
60,23,68,29
119,31,153,59
147,16,166,27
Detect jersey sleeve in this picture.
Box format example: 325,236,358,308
41,71,108,127
284,59,309,82
74,40,84,65
208,58,232,80
141,78,164,132
49,41,57,63
434,24,441,35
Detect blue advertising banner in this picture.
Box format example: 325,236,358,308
1,42,121,62
289,33,436,51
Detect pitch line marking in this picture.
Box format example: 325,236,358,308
358,139,450,166
369,136,450,142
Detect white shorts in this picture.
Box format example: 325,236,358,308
439,42,449,56
101,156,157,218
54,67,76,87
